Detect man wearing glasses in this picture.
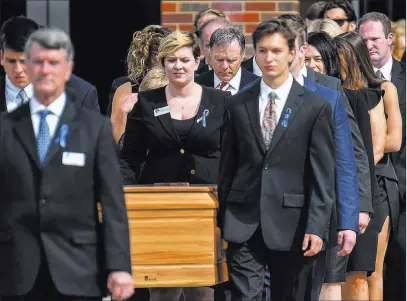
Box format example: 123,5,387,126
318,0,357,32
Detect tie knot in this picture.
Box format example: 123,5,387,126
219,81,228,90
18,89,28,103
39,110,51,120
376,70,384,80
269,92,277,102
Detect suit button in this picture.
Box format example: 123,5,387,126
264,164,269,170
180,149,185,154
190,169,196,175
40,199,46,205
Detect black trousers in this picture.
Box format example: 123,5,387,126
2,251,101,301
227,227,314,301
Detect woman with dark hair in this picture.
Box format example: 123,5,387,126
335,31,402,300
305,31,341,78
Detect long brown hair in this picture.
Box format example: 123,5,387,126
334,32,382,90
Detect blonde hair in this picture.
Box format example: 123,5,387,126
308,18,344,38
126,25,171,84
194,8,227,31
158,31,200,68
139,67,169,92
391,19,406,61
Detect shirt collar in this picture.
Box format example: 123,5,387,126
252,56,263,77
214,67,242,90
5,75,34,100
301,65,308,77
30,92,67,118
260,73,294,101
373,56,393,80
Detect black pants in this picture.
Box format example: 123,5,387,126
2,253,100,301
227,227,314,301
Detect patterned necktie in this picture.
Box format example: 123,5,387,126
218,81,228,90
37,110,51,164
262,92,278,149
18,89,29,105
376,70,385,80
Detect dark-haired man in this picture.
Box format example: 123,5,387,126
218,19,335,301
0,16,99,113
318,0,357,32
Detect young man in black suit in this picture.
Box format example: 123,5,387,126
218,20,335,301
0,16,100,113
359,12,406,301
195,26,259,94
0,27,132,301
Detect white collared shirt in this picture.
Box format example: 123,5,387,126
30,92,67,139
373,56,393,80
294,66,308,86
214,67,242,95
5,75,34,112
259,73,294,126
252,56,263,77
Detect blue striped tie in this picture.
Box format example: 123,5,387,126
37,110,51,164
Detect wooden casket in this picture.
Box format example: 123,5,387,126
124,185,228,288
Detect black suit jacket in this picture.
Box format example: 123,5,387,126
0,75,100,113
120,86,230,185
391,59,406,206
241,56,254,73
106,75,131,117
0,95,130,296
195,58,210,75
218,80,335,251
195,68,259,92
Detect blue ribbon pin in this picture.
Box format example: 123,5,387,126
54,124,69,148
197,109,209,128
281,108,292,128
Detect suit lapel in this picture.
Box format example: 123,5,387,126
266,81,305,157
0,77,6,112
391,59,405,101
44,98,77,166
13,104,40,167
244,82,266,153
188,87,215,141
151,88,181,144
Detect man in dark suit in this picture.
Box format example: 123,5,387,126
218,20,335,301
0,27,133,301
278,14,373,237
195,26,259,94
285,17,360,299
195,17,230,76
0,16,99,113
359,12,406,301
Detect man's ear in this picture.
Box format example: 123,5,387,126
387,32,394,48
348,21,357,32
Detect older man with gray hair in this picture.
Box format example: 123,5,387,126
0,27,133,301
195,26,259,95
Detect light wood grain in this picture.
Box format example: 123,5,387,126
120,185,228,287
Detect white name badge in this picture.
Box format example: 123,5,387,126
62,152,86,167
153,106,170,117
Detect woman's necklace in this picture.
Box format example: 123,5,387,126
173,97,186,109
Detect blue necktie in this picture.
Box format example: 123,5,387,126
37,110,51,164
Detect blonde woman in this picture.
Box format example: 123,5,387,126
308,18,344,38
120,31,230,300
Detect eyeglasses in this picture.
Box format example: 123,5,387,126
331,18,349,27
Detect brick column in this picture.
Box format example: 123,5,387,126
161,0,300,55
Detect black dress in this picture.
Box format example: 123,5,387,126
345,87,389,274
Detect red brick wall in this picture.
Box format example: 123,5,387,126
161,0,300,56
